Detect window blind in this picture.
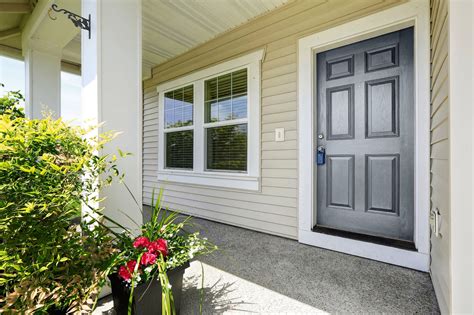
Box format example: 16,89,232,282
164,85,193,128
206,124,247,171
165,130,193,169
205,69,247,123
164,85,194,169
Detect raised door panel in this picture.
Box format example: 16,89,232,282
366,76,399,138
326,55,354,80
365,154,399,214
326,85,354,140
327,155,355,209
365,44,399,72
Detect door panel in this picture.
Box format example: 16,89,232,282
327,85,354,139
366,76,399,138
366,154,399,214
327,55,354,80
316,27,414,242
365,44,398,72
327,155,354,209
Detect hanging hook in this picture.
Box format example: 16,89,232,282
48,4,91,39
47,8,57,21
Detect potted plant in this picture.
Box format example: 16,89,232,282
108,190,216,315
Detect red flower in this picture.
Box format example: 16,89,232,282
140,252,157,266
118,260,138,281
133,236,150,248
148,238,168,257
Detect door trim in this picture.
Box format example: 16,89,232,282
297,0,430,271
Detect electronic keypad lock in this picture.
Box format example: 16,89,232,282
316,146,326,165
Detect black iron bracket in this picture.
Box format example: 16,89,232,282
50,4,91,39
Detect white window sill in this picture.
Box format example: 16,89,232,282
157,171,259,191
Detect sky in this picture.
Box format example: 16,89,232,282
0,56,25,97
0,55,81,121
61,71,82,122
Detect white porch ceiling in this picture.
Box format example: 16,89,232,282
0,0,289,77
0,0,32,52
142,0,289,77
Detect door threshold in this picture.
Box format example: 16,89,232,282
312,225,416,251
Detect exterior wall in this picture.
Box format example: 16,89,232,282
142,0,404,239
429,0,450,313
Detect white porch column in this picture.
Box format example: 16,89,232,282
81,0,143,232
24,45,61,119
449,0,473,313
21,0,80,119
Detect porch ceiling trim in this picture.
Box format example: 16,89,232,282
0,3,31,14
0,27,21,41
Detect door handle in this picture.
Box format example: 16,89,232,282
317,146,326,165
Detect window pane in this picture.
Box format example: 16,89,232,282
164,91,174,111
205,69,247,122
166,130,193,169
205,77,218,101
206,124,247,171
232,69,247,95
218,97,231,121
232,94,247,119
217,73,231,98
183,104,193,124
164,85,193,128
204,100,219,123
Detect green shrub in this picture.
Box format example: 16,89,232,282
0,89,121,313
0,83,25,119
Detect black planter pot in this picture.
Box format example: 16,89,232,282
47,307,67,315
108,262,189,315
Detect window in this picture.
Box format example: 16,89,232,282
207,124,247,171
157,50,263,190
164,85,194,169
204,69,248,172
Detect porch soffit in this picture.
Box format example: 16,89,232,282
0,0,32,56
0,0,290,77
142,0,290,77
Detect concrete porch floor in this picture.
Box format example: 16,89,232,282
95,212,440,314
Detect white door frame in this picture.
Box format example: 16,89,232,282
297,0,430,271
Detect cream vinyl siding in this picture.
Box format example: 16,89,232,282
429,0,450,313
142,0,403,239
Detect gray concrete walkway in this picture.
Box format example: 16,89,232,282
96,211,440,314
181,217,439,314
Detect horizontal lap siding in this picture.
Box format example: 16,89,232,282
430,0,450,313
142,0,402,239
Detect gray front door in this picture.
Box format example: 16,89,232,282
316,27,414,242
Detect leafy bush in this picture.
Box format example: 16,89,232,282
0,83,25,119
0,89,121,313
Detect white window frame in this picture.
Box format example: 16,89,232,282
157,50,263,191
297,0,430,271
